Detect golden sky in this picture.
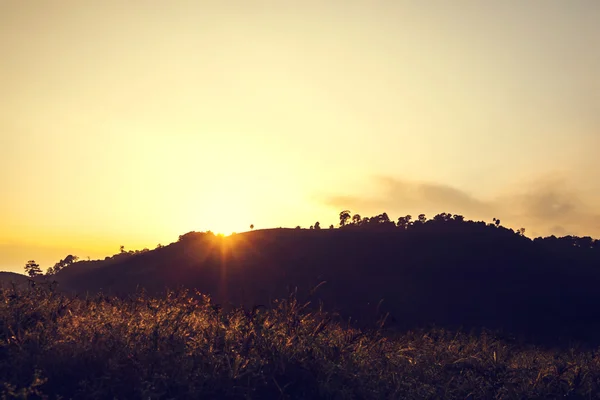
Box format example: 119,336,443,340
1,1,599,272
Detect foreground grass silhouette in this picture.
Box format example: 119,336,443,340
2,284,600,399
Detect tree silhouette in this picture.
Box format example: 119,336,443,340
578,236,594,248
339,210,351,227
314,222,321,230
352,214,362,225
380,212,391,223
24,260,42,278
433,213,453,223
250,224,254,230
453,214,465,223
47,254,79,275
397,215,412,229
356,212,395,230
179,232,200,242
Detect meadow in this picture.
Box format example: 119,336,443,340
2,283,600,400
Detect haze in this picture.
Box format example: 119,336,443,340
1,1,599,272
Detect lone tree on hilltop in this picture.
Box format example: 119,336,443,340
24,260,42,278
339,210,351,227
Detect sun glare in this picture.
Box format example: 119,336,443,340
213,228,239,237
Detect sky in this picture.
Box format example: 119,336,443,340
1,1,599,272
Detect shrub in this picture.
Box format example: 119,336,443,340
2,285,600,399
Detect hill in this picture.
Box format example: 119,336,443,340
52,214,600,344
0,271,30,288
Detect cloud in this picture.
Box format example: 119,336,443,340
324,176,493,218
322,174,600,238
501,174,600,236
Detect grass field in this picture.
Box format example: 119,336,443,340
2,284,599,399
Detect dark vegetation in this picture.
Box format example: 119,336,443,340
3,284,600,399
6,211,600,398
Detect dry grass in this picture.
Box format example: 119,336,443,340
2,283,600,399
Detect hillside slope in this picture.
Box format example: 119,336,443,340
0,271,29,287
53,222,600,343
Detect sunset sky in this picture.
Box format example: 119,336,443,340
1,1,599,272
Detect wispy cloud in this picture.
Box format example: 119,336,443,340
322,174,600,238
324,176,492,216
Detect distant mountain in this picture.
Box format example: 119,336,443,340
52,221,600,344
0,271,30,287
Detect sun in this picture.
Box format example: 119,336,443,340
196,199,256,237
211,224,245,237
204,220,250,237
168,178,261,238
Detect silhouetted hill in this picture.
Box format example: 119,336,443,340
0,271,29,287
52,217,600,344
